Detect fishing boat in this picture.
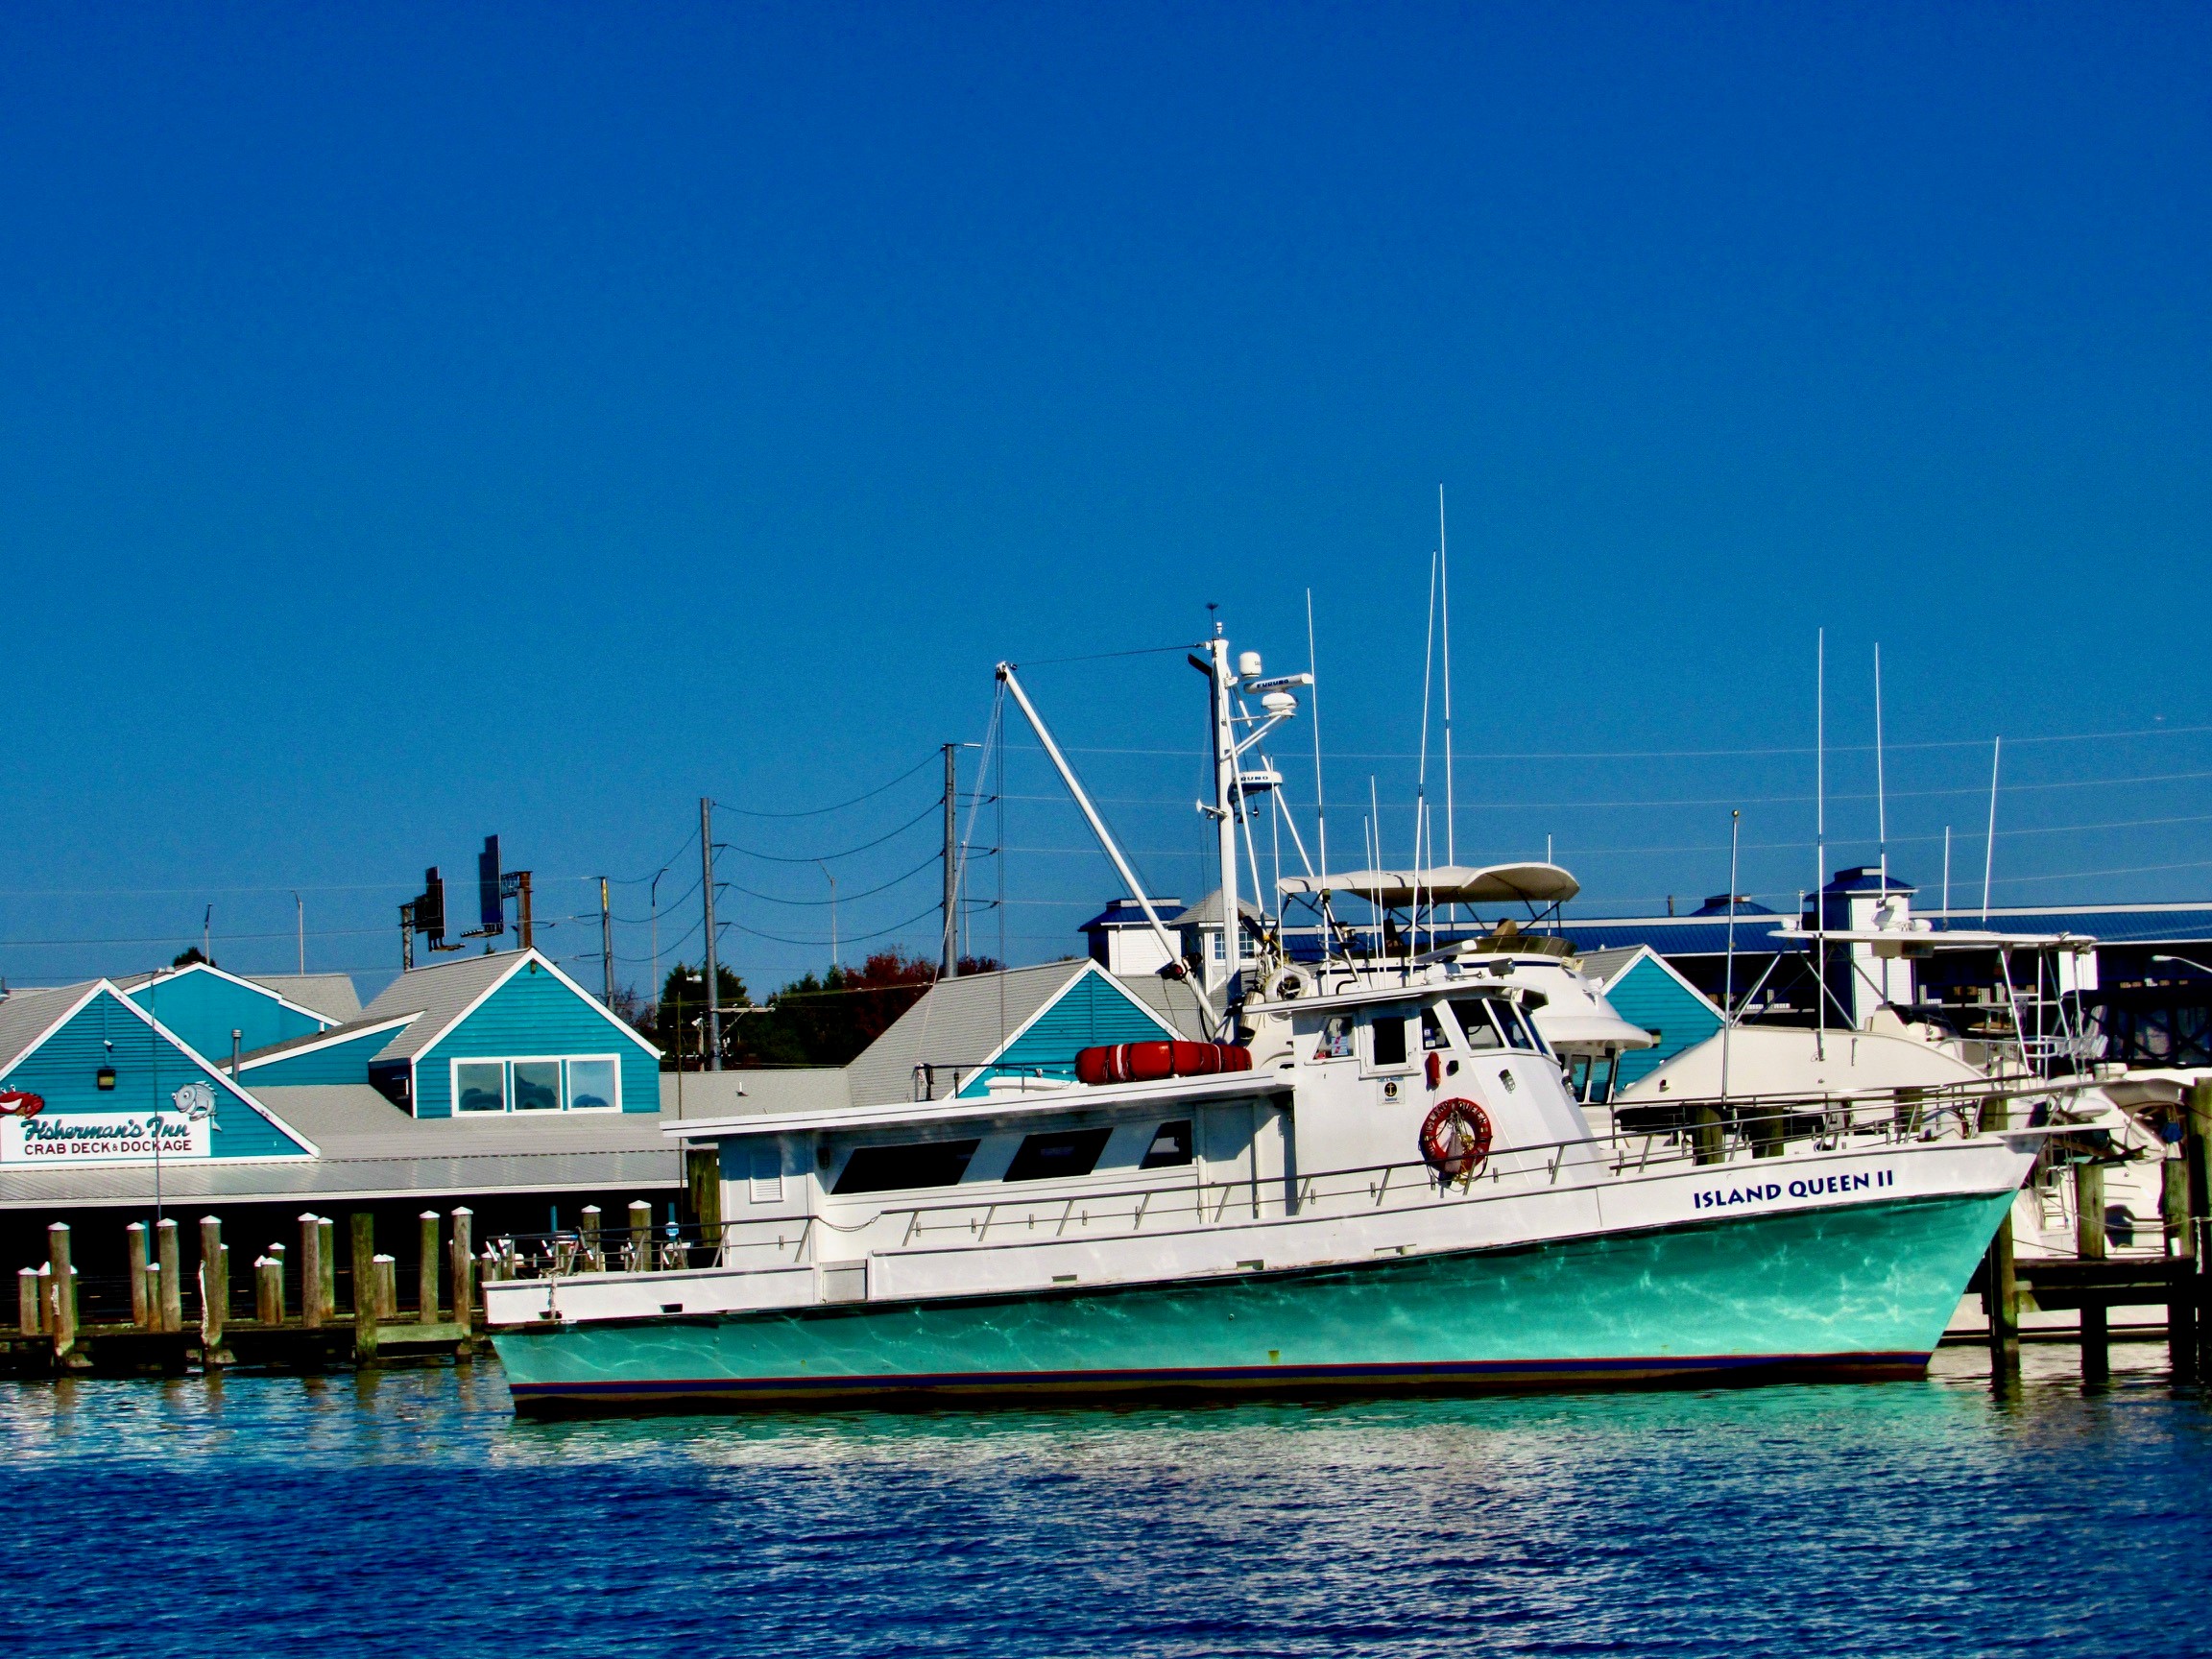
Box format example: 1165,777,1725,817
485,625,2073,1413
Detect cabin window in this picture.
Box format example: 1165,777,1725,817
834,1139,981,1195
1141,1120,1192,1168
1313,1016,1356,1061
456,1061,506,1113
513,1059,562,1112
1449,999,1505,1051
748,1147,782,1203
1498,1003,1544,1054
1369,1013,1408,1068
1421,1008,1450,1050
1005,1127,1115,1182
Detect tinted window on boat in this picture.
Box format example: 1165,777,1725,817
1449,998,1505,1050
1140,1119,1192,1168
1369,1013,1408,1067
1498,1002,1541,1052
1005,1127,1114,1182
833,1139,980,1194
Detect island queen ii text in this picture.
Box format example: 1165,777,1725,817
1692,1168,1896,1212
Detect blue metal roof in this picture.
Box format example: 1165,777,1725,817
1690,895,1777,916
1076,899,1188,932
1558,921,1804,957
1822,865,1916,895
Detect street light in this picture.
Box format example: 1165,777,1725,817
2152,953,2212,978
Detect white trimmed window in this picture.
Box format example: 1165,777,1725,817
446,1055,624,1114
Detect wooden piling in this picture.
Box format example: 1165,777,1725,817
36,1264,53,1336
418,1212,440,1323
299,1213,324,1330
317,1217,337,1322
2166,1156,2198,1374
127,1221,152,1329
156,1218,182,1334
199,1216,228,1362
373,1254,397,1321
449,1208,474,1334
2077,1163,2108,1381
47,1222,77,1361
580,1206,602,1270
629,1200,651,1272
18,1267,40,1336
1981,1097,2020,1375
2189,1081,2212,1372
254,1256,283,1325
350,1214,378,1362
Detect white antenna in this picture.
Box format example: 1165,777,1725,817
1439,485,1456,869
1982,736,2002,923
1873,641,1889,1007
1815,628,1826,1060
1307,589,1328,883
1873,642,1887,894
1415,545,1437,886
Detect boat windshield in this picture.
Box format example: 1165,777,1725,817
1451,997,1546,1055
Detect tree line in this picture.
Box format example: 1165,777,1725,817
630,949,1001,1070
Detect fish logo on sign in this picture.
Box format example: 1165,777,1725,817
171,1081,216,1118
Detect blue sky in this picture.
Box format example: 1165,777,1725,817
0,3,2205,995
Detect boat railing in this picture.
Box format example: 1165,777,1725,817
485,1077,2079,1282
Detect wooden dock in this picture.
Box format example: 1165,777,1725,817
5,1206,488,1375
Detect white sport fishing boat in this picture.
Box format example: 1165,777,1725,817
485,623,2077,1414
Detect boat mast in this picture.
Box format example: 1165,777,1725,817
1205,623,1243,1006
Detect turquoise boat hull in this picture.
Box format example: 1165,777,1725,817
493,1191,2012,1414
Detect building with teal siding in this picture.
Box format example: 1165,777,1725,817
1576,946,1726,1095
116,962,361,1066
238,948,661,1118
0,978,319,1171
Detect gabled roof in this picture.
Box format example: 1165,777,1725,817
844,959,1094,1108
354,948,659,1065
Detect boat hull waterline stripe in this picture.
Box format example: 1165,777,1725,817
493,1190,2012,1411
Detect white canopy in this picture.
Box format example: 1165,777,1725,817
1278,861,1580,909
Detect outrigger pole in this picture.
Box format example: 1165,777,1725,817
995,662,1188,978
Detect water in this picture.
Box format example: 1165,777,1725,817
4,1345,2208,1659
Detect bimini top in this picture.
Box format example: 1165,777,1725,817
1279,862,1580,909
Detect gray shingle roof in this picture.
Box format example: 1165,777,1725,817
844,960,1090,1108
1574,946,1647,988
0,982,105,1073
360,950,532,1062
236,1011,421,1067
249,974,364,1022
661,1069,852,1122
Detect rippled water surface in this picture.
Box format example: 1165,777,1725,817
3,1345,2208,1658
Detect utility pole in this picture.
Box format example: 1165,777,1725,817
942,742,959,979
700,798,722,1070
599,878,614,1006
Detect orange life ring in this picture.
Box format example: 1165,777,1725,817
1419,1097,1492,1186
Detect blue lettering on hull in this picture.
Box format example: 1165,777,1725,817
1693,1167,1896,1212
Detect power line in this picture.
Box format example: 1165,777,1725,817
717,799,940,864
711,752,939,819
723,851,940,906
